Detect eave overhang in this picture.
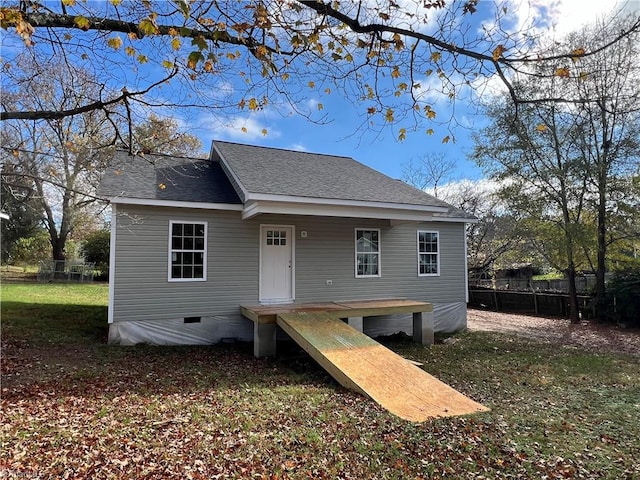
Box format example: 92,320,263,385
107,196,244,211
104,196,476,223
241,195,470,223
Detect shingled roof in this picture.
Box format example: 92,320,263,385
211,141,473,220
99,142,474,221
98,151,241,204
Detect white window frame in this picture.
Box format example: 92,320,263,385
417,230,440,277
355,228,381,278
168,220,208,282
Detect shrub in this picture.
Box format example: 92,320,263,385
606,269,640,327
81,229,110,279
10,230,51,265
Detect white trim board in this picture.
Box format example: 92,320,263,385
108,204,117,324
107,197,243,211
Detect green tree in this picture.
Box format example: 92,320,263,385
474,90,590,322
566,16,640,319
473,13,640,322
0,160,41,263
10,229,51,265
1,2,638,142
81,229,110,278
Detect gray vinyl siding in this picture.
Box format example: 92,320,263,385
285,216,466,305
112,205,467,324
112,205,258,323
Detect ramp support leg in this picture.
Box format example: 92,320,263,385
347,316,363,332
413,311,434,345
254,322,276,358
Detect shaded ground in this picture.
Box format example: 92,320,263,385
467,308,640,356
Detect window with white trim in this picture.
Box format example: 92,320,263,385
418,230,439,276
355,229,380,277
169,221,207,281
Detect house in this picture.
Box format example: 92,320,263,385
98,141,476,347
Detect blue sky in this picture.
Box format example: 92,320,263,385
2,0,630,184
193,90,485,182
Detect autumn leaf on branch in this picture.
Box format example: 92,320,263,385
570,47,585,62
492,45,507,62
385,108,395,123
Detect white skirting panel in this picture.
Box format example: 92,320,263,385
433,302,468,333
362,302,467,338
108,303,467,346
108,315,254,346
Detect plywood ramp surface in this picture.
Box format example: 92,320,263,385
277,312,489,422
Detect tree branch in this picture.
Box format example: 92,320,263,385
1,66,179,121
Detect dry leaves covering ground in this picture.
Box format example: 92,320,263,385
467,308,640,356
1,283,639,479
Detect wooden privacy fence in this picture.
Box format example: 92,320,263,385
468,289,595,319
470,277,596,293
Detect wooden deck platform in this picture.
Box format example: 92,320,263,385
277,311,489,422
241,298,432,324
241,298,435,358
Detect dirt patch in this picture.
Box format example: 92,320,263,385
467,308,640,356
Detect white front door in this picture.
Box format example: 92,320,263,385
260,225,294,303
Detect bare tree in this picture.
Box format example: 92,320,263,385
474,85,593,323
439,180,522,278
1,57,203,265
1,58,116,264
402,152,456,198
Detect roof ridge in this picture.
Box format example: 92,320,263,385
114,149,207,162
212,140,353,160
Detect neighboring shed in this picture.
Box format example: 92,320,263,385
98,141,476,347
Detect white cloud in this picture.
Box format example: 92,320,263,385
196,112,282,143
305,98,320,111
412,73,454,106
507,0,634,41
465,0,637,104
213,81,235,98
529,0,630,37
287,143,308,152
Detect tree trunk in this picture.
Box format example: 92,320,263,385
566,263,581,324
51,236,66,274
595,193,607,322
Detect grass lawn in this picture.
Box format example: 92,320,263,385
1,283,639,479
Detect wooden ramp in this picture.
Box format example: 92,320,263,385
277,312,489,422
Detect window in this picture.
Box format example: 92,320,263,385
169,221,207,281
355,229,381,277
418,230,439,276
266,230,287,246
